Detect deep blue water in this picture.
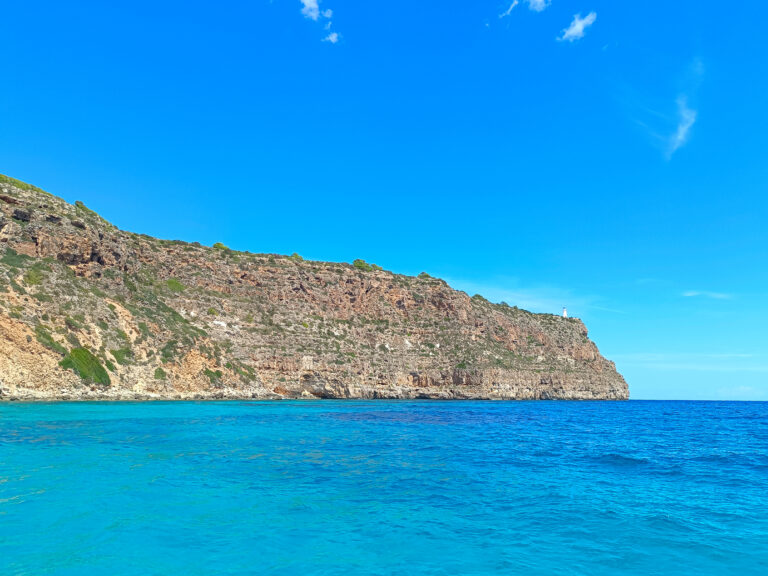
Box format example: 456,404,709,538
1,401,767,575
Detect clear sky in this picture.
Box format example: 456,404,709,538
2,1,767,400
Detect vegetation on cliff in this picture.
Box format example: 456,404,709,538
0,174,628,400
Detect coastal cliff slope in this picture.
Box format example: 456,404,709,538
0,175,628,400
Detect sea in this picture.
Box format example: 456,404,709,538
1,400,766,575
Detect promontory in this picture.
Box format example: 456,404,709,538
0,174,628,400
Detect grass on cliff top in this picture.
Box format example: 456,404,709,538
0,173,50,195
60,348,111,386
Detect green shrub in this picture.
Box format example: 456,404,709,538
23,268,45,285
166,278,185,293
110,347,132,365
105,359,117,372
207,308,218,316
288,252,303,262
60,348,110,386
154,367,167,380
353,259,373,272
74,200,98,217
65,316,83,331
9,280,26,295
35,325,66,355
1,248,31,268
418,272,431,279
213,242,229,251
138,322,151,338
161,340,178,363
204,368,223,383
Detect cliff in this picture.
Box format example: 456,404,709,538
0,174,628,400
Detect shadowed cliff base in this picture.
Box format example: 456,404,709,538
0,174,628,400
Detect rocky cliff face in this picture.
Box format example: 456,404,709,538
0,174,628,400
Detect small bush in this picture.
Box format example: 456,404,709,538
60,348,110,386
353,259,373,272
161,340,178,363
418,272,431,279
110,347,132,365
154,367,167,380
35,325,66,355
9,280,26,295
204,368,223,383
166,278,185,293
207,308,218,316
65,316,84,331
289,253,303,262
23,268,45,285
213,242,229,251
1,248,31,268
138,322,151,338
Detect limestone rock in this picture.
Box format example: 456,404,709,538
0,174,628,401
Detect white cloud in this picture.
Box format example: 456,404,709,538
300,0,320,21
558,12,597,42
527,0,550,12
441,276,607,319
499,0,550,18
499,1,519,18
682,290,731,300
627,60,704,158
667,96,697,156
300,1,338,44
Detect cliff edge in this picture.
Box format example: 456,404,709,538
0,174,628,400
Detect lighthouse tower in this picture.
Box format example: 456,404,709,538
562,307,568,318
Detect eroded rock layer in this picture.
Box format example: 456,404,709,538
0,175,628,400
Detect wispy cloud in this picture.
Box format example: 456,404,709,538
629,58,704,158
612,352,767,373
558,12,597,42
499,1,519,18
300,0,338,43
499,0,550,18
441,276,613,319
682,290,732,300
528,0,551,11
667,97,697,157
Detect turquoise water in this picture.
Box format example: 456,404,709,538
1,401,767,575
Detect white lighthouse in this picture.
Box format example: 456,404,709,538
562,306,568,318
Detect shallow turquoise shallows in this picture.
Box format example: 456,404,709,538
1,401,767,575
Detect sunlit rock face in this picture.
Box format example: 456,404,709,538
0,175,628,401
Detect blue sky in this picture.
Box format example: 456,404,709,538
2,1,767,399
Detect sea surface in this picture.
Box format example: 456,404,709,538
1,400,767,575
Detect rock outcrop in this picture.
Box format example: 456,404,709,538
0,174,628,400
